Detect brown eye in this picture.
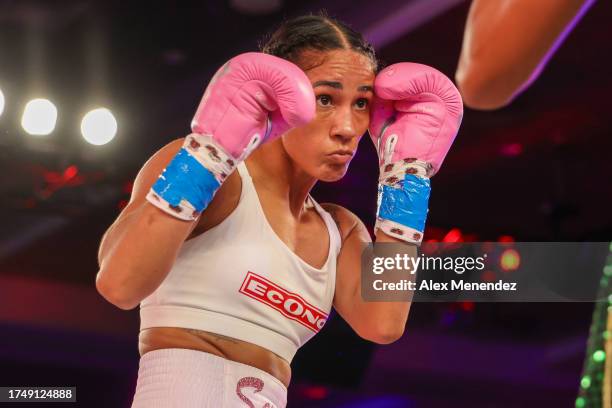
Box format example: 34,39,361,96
317,95,332,107
355,98,369,110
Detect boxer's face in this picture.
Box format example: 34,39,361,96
282,49,375,182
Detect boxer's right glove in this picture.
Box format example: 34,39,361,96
146,52,316,220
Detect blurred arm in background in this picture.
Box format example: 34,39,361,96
455,0,595,110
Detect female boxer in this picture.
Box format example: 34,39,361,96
96,13,462,407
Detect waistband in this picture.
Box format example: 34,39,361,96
132,348,287,408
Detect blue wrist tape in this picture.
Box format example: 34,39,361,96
378,174,431,232
151,148,220,212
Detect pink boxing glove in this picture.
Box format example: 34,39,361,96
189,52,316,182
369,63,463,244
370,62,463,174
146,53,315,221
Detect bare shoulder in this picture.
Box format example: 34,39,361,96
319,203,368,244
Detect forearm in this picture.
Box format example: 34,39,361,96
456,0,594,109
96,203,197,309
358,231,416,343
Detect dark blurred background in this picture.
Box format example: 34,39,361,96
0,0,611,406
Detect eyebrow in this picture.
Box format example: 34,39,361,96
313,80,373,93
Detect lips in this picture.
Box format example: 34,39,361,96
328,149,354,157
327,150,354,163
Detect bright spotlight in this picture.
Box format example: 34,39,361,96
22,98,58,136
0,89,4,117
81,108,117,146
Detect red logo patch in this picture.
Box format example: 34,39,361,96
239,272,328,332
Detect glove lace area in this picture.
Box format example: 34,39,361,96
375,158,432,245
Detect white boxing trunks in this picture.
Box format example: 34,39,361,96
130,348,287,408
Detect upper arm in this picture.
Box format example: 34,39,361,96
334,215,371,330
321,204,375,338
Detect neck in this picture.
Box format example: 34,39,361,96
246,139,317,218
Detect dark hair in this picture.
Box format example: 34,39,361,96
260,11,378,73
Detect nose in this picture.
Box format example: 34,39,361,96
330,105,359,144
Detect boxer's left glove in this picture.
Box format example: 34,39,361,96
370,63,463,244
146,52,315,220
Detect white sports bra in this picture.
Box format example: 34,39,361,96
139,161,342,362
